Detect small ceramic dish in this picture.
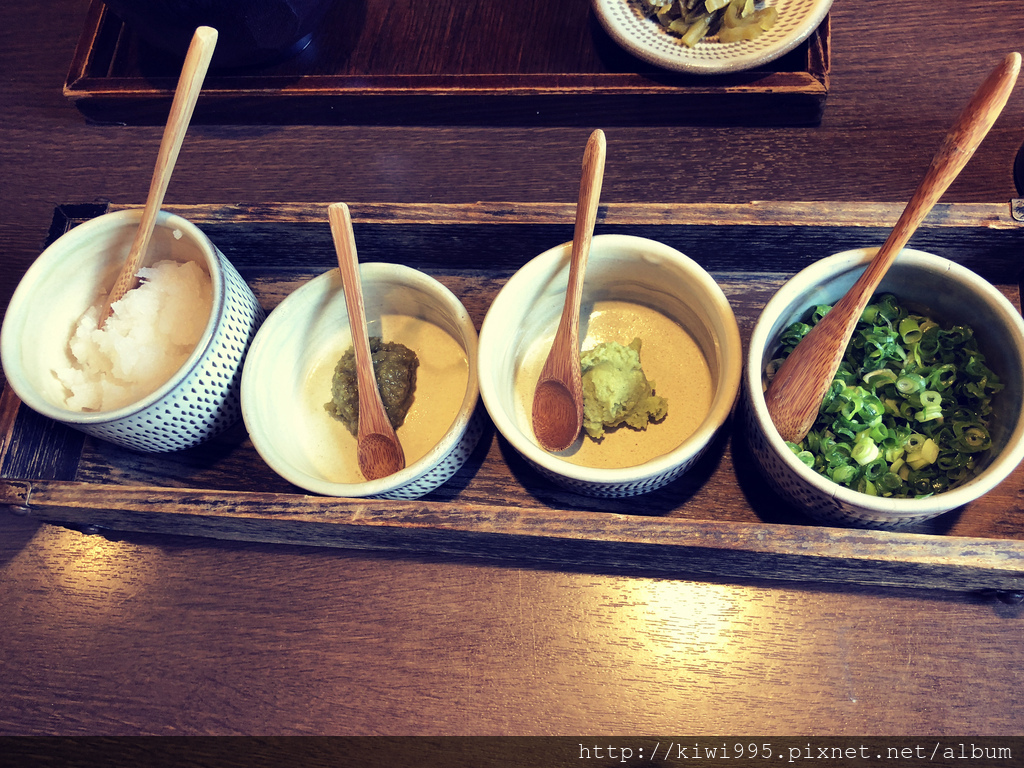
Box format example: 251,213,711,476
592,0,832,74
241,263,482,499
0,209,265,452
478,233,742,498
745,247,1024,529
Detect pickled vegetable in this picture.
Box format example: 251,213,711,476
325,337,418,436
642,0,778,47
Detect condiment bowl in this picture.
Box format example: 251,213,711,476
592,0,833,75
745,247,1024,528
241,263,482,499
0,209,265,452
478,233,742,497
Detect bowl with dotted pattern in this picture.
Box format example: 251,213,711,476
477,234,742,498
745,247,1024,528
0,209,265,453
241,263,482,499
592,0,832,74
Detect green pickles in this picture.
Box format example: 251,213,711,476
643,0,778,47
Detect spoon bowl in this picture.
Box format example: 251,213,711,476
357,433,406,481
532,379,580,451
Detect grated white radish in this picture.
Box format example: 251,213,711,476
54,259,213,412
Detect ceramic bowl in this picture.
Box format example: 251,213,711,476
745,247,1024,528
478,234,742,497
592,0,833,74
1014,137,1024,196
0,209,265,453
241,263,482,499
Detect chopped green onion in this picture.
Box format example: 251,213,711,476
788,443,815,467
767,293,1001,498
927,364,956,391
899,317,922,344
915,391,943,422
863,368,898,388
896,373,926,394
831,465,857,484
851,438,879,466
907,437,939,469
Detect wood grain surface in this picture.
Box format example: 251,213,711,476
62,0,830,126
1,0,1024,737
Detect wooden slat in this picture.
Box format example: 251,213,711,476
3,480,1023,593
107,200,1023,229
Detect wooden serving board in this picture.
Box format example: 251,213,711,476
3,200,1024,595
64,0,830,126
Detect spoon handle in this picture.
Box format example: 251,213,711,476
850,51,1021,304
557,129,607,350
329,203,405,478
766,52,1020,444
99,26,218,324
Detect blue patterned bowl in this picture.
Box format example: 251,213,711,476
745,247,1024,528
0,210,264,452
478,234,742,498
241,264,481,499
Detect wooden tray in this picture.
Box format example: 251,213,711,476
4,200,1024,596
63,0,830,126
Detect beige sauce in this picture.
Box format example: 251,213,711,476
515,301,713,469
300,314,469,484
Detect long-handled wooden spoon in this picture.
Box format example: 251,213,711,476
531,128,607,452
765,51,1021,444
98,25,218,327
329,202,406,481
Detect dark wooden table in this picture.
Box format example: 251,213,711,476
2,0,1024,738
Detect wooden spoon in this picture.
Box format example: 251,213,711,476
531,128,607,452
98,26,218,327
328,202,406,481
765,51,1021,444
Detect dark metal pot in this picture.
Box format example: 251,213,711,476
103,0,335,69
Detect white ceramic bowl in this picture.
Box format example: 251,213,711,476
478,234,742,497
745,247,1024,528
592,0,832,74
241,263,482,499
0,209,265,452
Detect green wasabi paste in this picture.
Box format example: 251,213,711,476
580,337,668,440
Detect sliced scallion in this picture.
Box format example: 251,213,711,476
770,293,1001,499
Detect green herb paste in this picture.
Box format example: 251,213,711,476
325,337,419,436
